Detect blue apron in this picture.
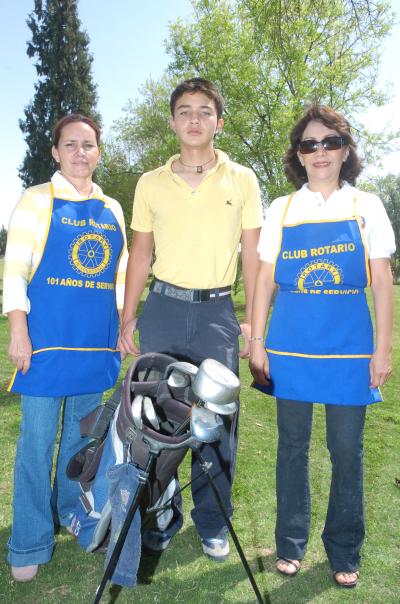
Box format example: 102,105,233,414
256,193,381,406
9,185,123,396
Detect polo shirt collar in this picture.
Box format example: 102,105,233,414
297,181,353,204
51,171,104,200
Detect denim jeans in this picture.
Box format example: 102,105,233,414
8,392,102,567
105,463,143,587
275,398,366,572
138,292,240,539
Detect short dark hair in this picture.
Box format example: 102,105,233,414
284,105,362,189
52,113,101,148
170,78,224,119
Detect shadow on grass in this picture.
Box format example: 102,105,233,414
105,524,274,603
255,553,333,604
0,523,333,604
0,524,271,604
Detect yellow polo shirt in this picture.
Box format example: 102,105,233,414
131,150,262,289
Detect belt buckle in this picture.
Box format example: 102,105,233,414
165,285,193,302
192,290,202,303
153,281,163,294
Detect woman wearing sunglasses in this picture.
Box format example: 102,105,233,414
250,106,395,587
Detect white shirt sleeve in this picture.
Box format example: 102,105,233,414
2,192,38,314
361,192,396,259
106,197,128,310
257,196,289,263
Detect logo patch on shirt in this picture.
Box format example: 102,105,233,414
225,199,232,206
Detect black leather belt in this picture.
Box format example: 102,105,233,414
150,279,231,303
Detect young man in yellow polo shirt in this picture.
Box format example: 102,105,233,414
119,78,261,561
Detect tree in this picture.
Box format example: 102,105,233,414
0,225,7,256
359,173,400,280
19,0,99,187
110,0,394,203
95,140,141,247
113,74,181,174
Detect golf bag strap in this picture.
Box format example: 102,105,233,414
129,436,152,471
84,384,123,441
79,490,95,515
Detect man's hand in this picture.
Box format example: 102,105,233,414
238,322,251,358
118,317,141,358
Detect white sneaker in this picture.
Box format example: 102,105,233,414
11,564,39,582
201,537,230,562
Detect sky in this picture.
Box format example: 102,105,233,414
1,0,399,228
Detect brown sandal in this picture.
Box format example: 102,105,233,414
333,570,359,588
276,557,301,577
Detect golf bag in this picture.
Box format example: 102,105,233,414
67,352,194,554
67,353,266,604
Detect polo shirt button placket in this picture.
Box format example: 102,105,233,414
315,194,322,208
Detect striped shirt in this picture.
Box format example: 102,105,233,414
3,171,128,314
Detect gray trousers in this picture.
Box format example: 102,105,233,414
137,291,240,539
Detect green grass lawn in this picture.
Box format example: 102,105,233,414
0,280,399,603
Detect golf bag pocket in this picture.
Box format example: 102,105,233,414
70,414,123,552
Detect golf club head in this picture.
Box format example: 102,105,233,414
204,400,238,415
143,396,160,431
190,405,223,443
192,359,240,407
166,361,198,388
131,394,143,430
167,370,190,388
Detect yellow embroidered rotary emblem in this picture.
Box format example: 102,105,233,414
296,260,342,291
69,232,112,276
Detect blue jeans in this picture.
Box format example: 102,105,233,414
105,463,143,587
8,393,102,567
138,292,240,539
275,398,366,572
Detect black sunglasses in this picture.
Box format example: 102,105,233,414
298,136,346,155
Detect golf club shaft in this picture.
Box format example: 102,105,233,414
146,468,208,514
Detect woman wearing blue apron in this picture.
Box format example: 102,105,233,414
250,106,395,587
4,114,128,582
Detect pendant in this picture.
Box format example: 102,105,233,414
196,165,203,173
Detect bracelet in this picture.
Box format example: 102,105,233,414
249,336,264,341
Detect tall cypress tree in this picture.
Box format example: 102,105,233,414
19,0,99,187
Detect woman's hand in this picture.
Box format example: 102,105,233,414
249,342,270,385
118,317,140,358
369,349,392,388
8,311,32,374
